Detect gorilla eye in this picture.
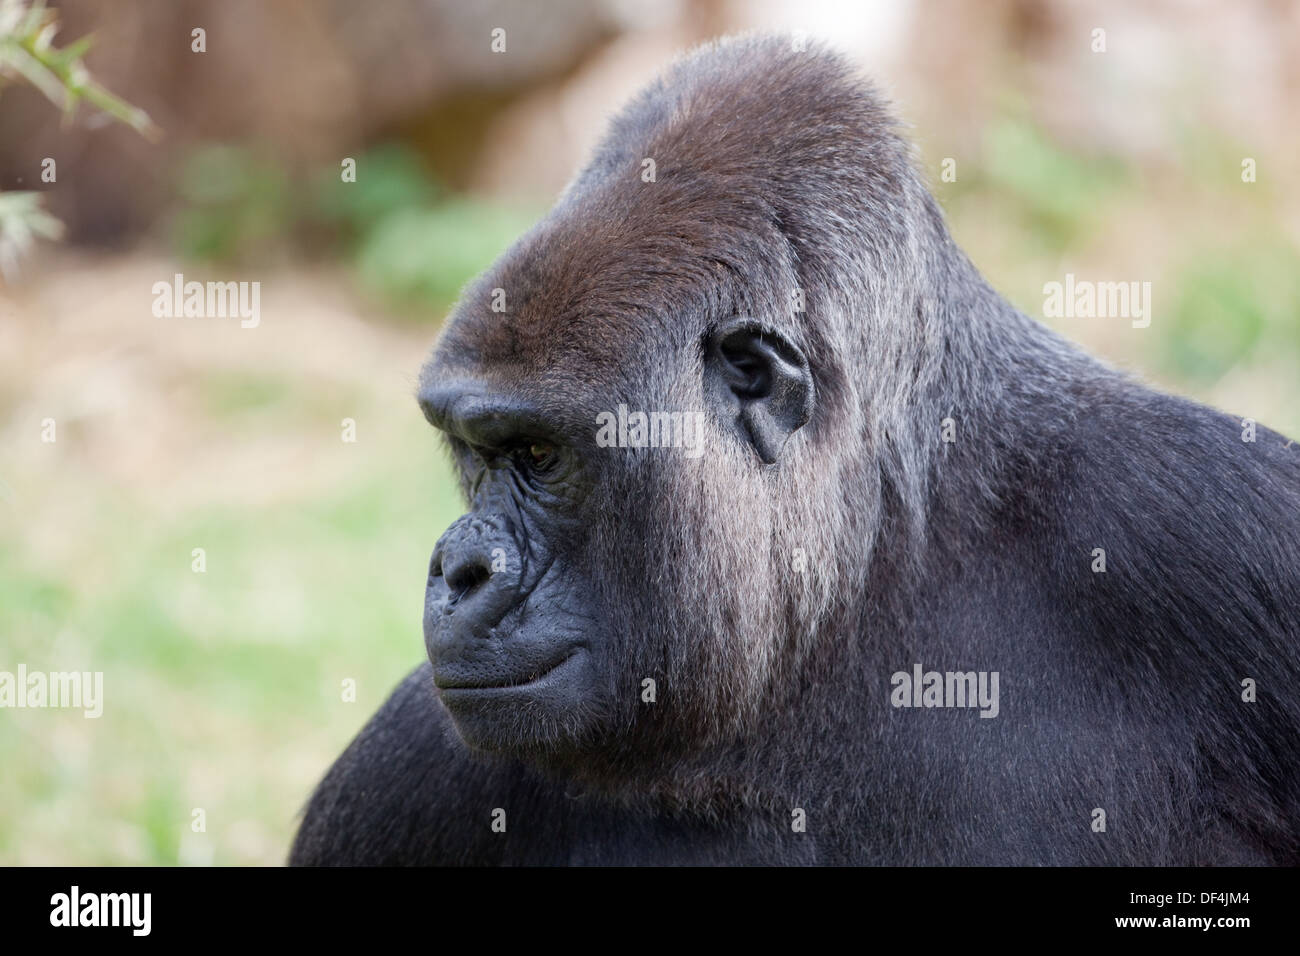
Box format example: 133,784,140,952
518,441,558,473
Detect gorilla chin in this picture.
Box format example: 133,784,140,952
432,650,596,753
424,552,607,751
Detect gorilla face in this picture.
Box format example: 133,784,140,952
417,376,608,753
418,310,815,760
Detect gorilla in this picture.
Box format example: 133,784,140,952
291,35,1300,865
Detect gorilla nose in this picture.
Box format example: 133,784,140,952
426,515,523,640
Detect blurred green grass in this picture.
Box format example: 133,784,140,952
0,376,466,864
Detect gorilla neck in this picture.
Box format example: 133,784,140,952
875,223,1104,560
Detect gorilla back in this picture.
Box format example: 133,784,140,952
291,35,1300,866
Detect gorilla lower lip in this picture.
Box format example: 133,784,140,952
434,650,580,692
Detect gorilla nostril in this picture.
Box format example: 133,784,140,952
445,561,491,603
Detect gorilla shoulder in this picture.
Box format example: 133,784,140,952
289,663,548,866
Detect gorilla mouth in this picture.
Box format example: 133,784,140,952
432,649,582,693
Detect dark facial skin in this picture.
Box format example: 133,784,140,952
417,380,604,753
418,313,812,758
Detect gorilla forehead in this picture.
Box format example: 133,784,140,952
426,34,912,395
430,174,791,397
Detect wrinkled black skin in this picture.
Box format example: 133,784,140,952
411,385,605,757
291,38,1300,866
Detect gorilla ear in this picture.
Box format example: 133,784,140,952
708,317,814,464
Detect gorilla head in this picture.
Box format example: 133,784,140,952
418,36,946,777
